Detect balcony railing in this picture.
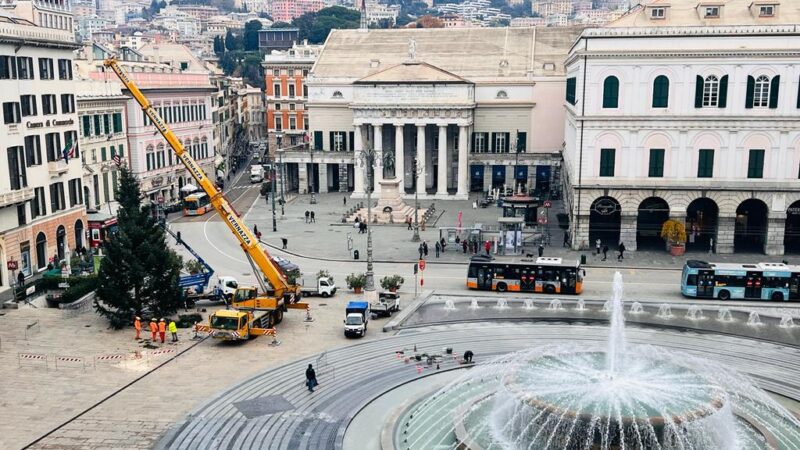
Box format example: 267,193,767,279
48,160,69,177
0,187,34,208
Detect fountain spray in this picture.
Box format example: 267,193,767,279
606,272,626,375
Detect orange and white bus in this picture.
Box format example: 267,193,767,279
467,256,584,295
183,192,212,216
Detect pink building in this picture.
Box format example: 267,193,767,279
270,0,324,22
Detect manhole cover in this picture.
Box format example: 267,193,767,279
242,273,251,276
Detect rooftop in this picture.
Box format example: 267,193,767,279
609,0,800,27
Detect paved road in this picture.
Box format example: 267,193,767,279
158,322,800,450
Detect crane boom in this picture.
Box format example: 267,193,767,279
103,58,293,299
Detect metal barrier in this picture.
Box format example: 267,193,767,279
24,320,40,340
146,348,175,365
93,353,126,369
18,352,48,369
55,355,85,371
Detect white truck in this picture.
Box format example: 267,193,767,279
371,292,400,318
299,276,337,298
185,275,239,306
344,301,370,338
249,166,264,183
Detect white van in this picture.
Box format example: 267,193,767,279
250,166,264,183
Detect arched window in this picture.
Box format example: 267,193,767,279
332,91,343,99
703,75,719,107
602,76,619,108
36,232,47,270
753,75,770,108
146,145,154,171
652,75,669,108
496,90,508,99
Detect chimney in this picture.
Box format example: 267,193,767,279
359,0,368,32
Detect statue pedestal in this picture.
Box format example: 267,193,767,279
348,178,429,225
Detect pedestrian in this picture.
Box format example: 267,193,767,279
418,243,424,260
602,245,609,261
310,211,315,223
440,237,447,253
617,242,626,261
709,237,714,254
17,270,24,287
158,319,167,343
149,319,158,342
176,231,182,244
305,210,310,223
282,237,288,249
168,320,178,342
462,240,468,254
422,241,429,257
563,231,569,248
305,363,318,392
484,240,491,256
253,224,259,236
134,316,142,340
538,244,544,257
407,217,412,230
463,350,474,363
435,241,441,258
343,196,347,206
256,230,262,240
595,239,601,255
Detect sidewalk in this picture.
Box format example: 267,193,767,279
247,192,795,270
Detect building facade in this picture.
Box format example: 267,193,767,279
562,1,800,255
302,27,581,198
0,5,86,293
76,78,128,213
263,40,321,156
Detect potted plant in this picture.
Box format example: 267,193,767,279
346,272,366,294
660,219,687,256
316,269,333,284
380,274,404,293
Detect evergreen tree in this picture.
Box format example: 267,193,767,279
225,30,239,51
243,20,262,51
213,35,223,55
94,167,183,329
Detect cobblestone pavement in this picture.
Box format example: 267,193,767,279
158,322,800,450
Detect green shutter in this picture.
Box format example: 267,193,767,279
718,75,728,108
348,131,354,151
599,148,615,177
603,76,619,108
517,132,527,152
652,76,669,108
697,149,714,178
113,113,122,132
109,145,115,158
769,75,780,109
694,75,704,108
747,149,764,178
328,131,334,151
490,133,497,152
101,147,107,161
82,116,90,136
93,115,101,136
745,76,755,109
566,77,576,105
118,144,124,157
314,130,323,150
648,149,664,177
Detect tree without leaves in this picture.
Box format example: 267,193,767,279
94,167,183,329
416,15,443,28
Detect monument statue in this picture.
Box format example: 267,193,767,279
408,38,417,62
383,150,396,178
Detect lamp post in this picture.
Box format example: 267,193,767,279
408,157,422,242
278,149,285,216
355,147,381,301
271,164,277,232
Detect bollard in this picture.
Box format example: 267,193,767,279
304,305,313,322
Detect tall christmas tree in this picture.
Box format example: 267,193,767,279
95,167,183,329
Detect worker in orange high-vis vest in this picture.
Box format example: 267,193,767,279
158,319,167,343
134,316,142,340
149,318,158,341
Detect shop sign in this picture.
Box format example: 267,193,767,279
593,199,619,216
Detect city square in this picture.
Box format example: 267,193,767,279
1,0,800,448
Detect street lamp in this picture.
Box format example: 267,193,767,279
354,147,382,302
407,157,423,242
278,149,285,216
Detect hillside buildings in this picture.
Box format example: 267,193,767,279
562,0,800,255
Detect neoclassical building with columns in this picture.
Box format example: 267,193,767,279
562,0,800,255
279,26,582,199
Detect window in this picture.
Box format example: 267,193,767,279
68,179,82,206
754,75,770,108
32,187,46,218
272,69,279,76
696,75,728,108
60,94,75,113
516,132,527,153
49,182,66,212
103,114,110,134
101,147,107,161
289,117,296,130
57,59,72,79
24,135,42,166
304,117,309,131
496,90,508,99
288,84,295,97
650,7,665,18
472,132,488,152
3,102,21,124
303,85,308,98
21,95,37,116
759,5,774,16
0,55,17,79
39,58,54,79
602,76,619,108
113,112,122,133
42,94,57,115
17,57,33,79
180,61,189,70
332,131,345,151
275,116,282,131
566,77,577,105
704,6,720,18
45,132,61,162
599,148,615,177
493,132,509,153
747,149,765,179
93,115,101,135
275,103,281,110
747,75,780,109
652,75,669,108
332,91,343,99
273,84,281,97
18,204,26,226
7,146,27,190
697,149,714,178
648,149,665,177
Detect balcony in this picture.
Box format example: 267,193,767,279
0,187,34,208
48,160,69,177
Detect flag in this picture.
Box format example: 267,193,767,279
113,154,121,166
62,136,75,162
304,133,310,143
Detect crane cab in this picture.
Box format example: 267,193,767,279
231,286,284,311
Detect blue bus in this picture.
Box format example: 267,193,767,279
681,260,800,302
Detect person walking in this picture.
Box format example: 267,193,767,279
463,350,474,363
134,316,142,340
422,241,429,257
176,231,182,244
281,237,288,249
310,211,315,223
595,239,601,255
563,231,569,248
418,243,424,260
305,363,318,392
435,241,441,258
149,319,158,342
343,196,347,206
158,319,167,343
538,244,544,257
484,240,492,256
304,211,310,223
169,320,178,342
406,217,412,230
602,245,609,261
709,237,715,255
462,240,468,254
617,242,626,261
17,270,24,288
253,224,259,236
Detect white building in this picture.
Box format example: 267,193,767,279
0,5,86,292
562,0,800,255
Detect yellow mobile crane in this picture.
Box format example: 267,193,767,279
104,58,306,340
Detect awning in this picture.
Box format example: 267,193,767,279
180,183,198,193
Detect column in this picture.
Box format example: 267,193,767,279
619,214,637,252
416,125,426,196
373,124,383,194
716,216,735,254
298,163,308,195
765,210,786,256
456,125,468,198
394,124,404,189
353,125,365,196
318,163,328,193
436,125,448,196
